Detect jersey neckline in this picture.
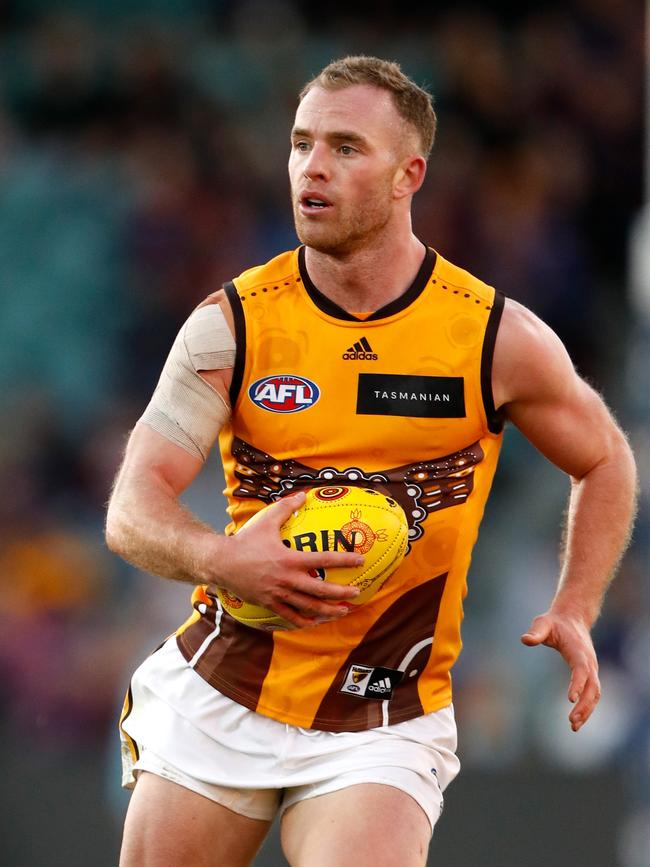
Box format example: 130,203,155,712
297,245,437,322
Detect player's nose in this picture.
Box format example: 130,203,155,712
302,143,330,181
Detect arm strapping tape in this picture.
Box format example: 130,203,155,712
139,304,235,461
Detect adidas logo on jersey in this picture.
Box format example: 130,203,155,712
343,337,378,361
339,663,403,700
367,677,392,693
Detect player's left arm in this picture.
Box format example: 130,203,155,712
493,298,638,731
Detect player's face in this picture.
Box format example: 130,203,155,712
289,85,409,255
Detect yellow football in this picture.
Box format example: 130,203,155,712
216,485,409,631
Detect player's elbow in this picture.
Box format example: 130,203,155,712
104,497,133,557
610,423,637,484
104,515,123,556
618,429,638,506
582,421,637,495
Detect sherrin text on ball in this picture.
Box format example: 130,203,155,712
217,486,408,630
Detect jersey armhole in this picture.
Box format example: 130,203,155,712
481,290,506,434
224,280,246,407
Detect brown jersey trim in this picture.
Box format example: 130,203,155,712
298,245,437,322
310,573,448,731
481,290,506,434
228,435,484,543
176,606,219,663
188,611,276,710
224,280,246,407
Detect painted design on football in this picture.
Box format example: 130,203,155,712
216,486,408,631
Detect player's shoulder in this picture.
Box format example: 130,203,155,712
433,251,497,305
494,297,577,407
232,248,299,293
499,297,566,355
186,248,299,345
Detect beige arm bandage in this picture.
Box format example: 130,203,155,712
139,303,235,461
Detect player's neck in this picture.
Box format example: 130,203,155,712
303,233,427,315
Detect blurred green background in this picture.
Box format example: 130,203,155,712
0,1,648,865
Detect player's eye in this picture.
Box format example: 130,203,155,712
339,145,356,155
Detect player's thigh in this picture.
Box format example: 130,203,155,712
120,771,272,867
280,782,431,867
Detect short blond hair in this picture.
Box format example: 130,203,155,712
300,55,437,158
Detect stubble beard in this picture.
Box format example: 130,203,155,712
292,184,394,257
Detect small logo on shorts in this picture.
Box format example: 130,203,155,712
339,664,403,700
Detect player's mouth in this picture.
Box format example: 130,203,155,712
299,192,333,214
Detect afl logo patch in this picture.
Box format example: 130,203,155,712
248,375,320,414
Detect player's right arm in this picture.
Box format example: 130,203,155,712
105,295,361,627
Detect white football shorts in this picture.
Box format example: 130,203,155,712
120,637,460,833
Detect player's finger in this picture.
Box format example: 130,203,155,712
269,594,319,628
291,572,361,600
283,590,352,619
266,491,306,524
271,604,314,629
295,549,364,570
568,661,590,703
271,598,347,628
569,677,600,727
569,674,601,731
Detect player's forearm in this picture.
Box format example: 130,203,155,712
551,433,637,627
105,475,225,585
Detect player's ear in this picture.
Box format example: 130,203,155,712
393,154,427,199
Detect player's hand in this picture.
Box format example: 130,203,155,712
212,491,364,628
521,611,601,732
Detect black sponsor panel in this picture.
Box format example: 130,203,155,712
357,373,466,418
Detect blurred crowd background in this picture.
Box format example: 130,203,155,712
0,1,647,865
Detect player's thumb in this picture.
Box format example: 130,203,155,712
520,616,551,646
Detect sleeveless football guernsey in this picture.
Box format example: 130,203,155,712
176,245,505,732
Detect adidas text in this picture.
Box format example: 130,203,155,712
343,351,378,361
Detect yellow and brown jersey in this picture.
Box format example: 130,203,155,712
176,246,505,732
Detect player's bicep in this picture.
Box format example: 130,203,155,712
506,376,618,480
495,299,620,479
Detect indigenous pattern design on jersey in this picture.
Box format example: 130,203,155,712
176,246,505,732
